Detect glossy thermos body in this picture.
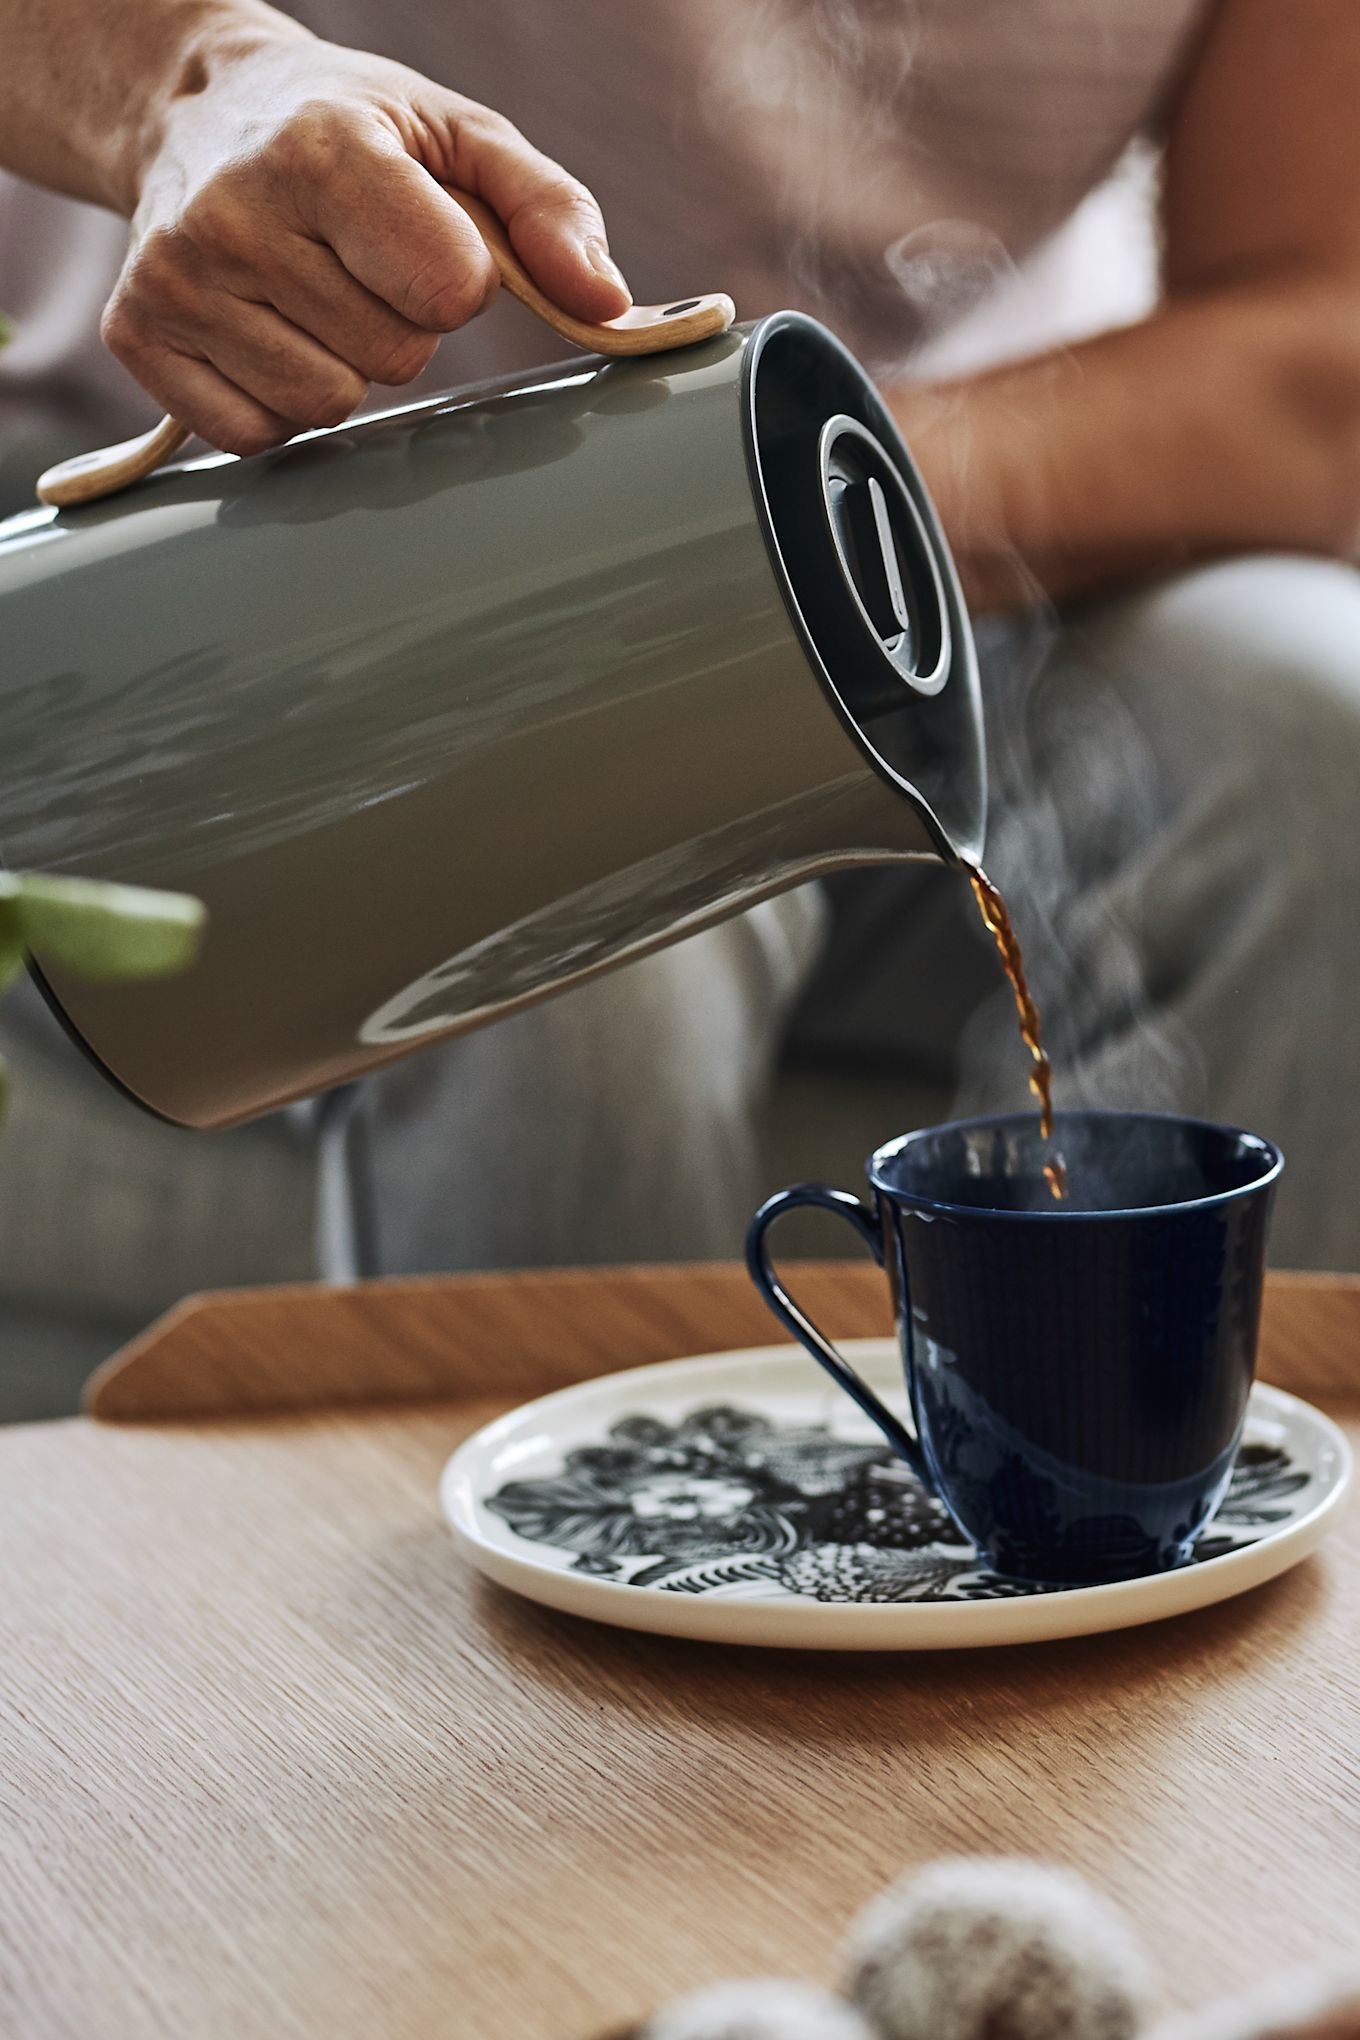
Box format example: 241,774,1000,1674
0,313,985,1126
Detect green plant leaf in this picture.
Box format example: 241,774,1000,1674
1,872,206,981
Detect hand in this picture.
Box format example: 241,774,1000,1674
101,29,632,454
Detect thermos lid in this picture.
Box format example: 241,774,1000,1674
741,312,984,863
816,415,950,700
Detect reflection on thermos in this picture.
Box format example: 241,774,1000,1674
0,312,985,1128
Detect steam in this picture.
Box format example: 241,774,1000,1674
708,0,919,136
695,11,1196,1143
951,613,1209,1136
865,190,1203,1143
699,0,925,318
882,220,1014,345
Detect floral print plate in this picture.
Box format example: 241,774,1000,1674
440,1340,1351,1650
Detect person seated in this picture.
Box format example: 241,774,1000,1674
0,0,1356,1404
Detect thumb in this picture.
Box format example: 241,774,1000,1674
427,94,633,324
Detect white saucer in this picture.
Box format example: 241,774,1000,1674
441,1340,1351,1651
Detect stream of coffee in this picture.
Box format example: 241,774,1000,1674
965,865,1069,1201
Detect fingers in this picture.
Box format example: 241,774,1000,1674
303,91,632,329
443,101,633,324
101,335,294,458
188,298,370,430
103,220,443,454
253,239,442,387
305,134,502,332
101,61,632,460
104,270,371,452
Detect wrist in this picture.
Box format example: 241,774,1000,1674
109,0,313,213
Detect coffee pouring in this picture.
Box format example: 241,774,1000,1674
0,224,985,1129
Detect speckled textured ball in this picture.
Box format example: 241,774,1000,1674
643,1978,877,2040
844,1857,1150,2040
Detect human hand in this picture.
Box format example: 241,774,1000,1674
102,28,631,454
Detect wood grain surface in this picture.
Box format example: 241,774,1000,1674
82,1261,898,1422
3,1264,1358,2040
83,1263,1360,1423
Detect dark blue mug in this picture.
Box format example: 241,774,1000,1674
747,1110,1283,1585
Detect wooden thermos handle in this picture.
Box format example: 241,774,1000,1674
36,187,735,509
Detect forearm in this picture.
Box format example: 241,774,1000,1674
889,271,1360,613
0,0,308,212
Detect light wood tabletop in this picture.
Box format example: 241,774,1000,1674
2,1262,1358,2040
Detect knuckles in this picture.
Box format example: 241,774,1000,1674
457,106,523,153
291,375,366,431
364,328,439,386
110,228,200,323
213,418,288,458
266,98,359,180
398,253,497,333
523,181,602,239
99,294,141,364
180,180,261,267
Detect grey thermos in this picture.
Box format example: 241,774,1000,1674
0,312,985,1128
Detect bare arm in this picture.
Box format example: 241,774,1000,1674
0,0,631,453
888,0,1360,611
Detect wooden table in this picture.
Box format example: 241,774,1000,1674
2,1264,1359,2040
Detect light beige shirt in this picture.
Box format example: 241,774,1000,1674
0,0,1210,449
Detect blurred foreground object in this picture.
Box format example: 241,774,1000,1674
628,1856,1359,2040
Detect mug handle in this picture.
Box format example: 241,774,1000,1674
745,1184,927,1481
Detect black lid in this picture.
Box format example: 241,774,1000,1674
815,413,951,706
741,313,985,864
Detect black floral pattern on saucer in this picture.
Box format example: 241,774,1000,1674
483,1408,1311,1604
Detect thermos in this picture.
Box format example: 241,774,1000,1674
0,311,985,1128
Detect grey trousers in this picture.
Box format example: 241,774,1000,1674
0,893,825,1388
1,551,1357,1399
